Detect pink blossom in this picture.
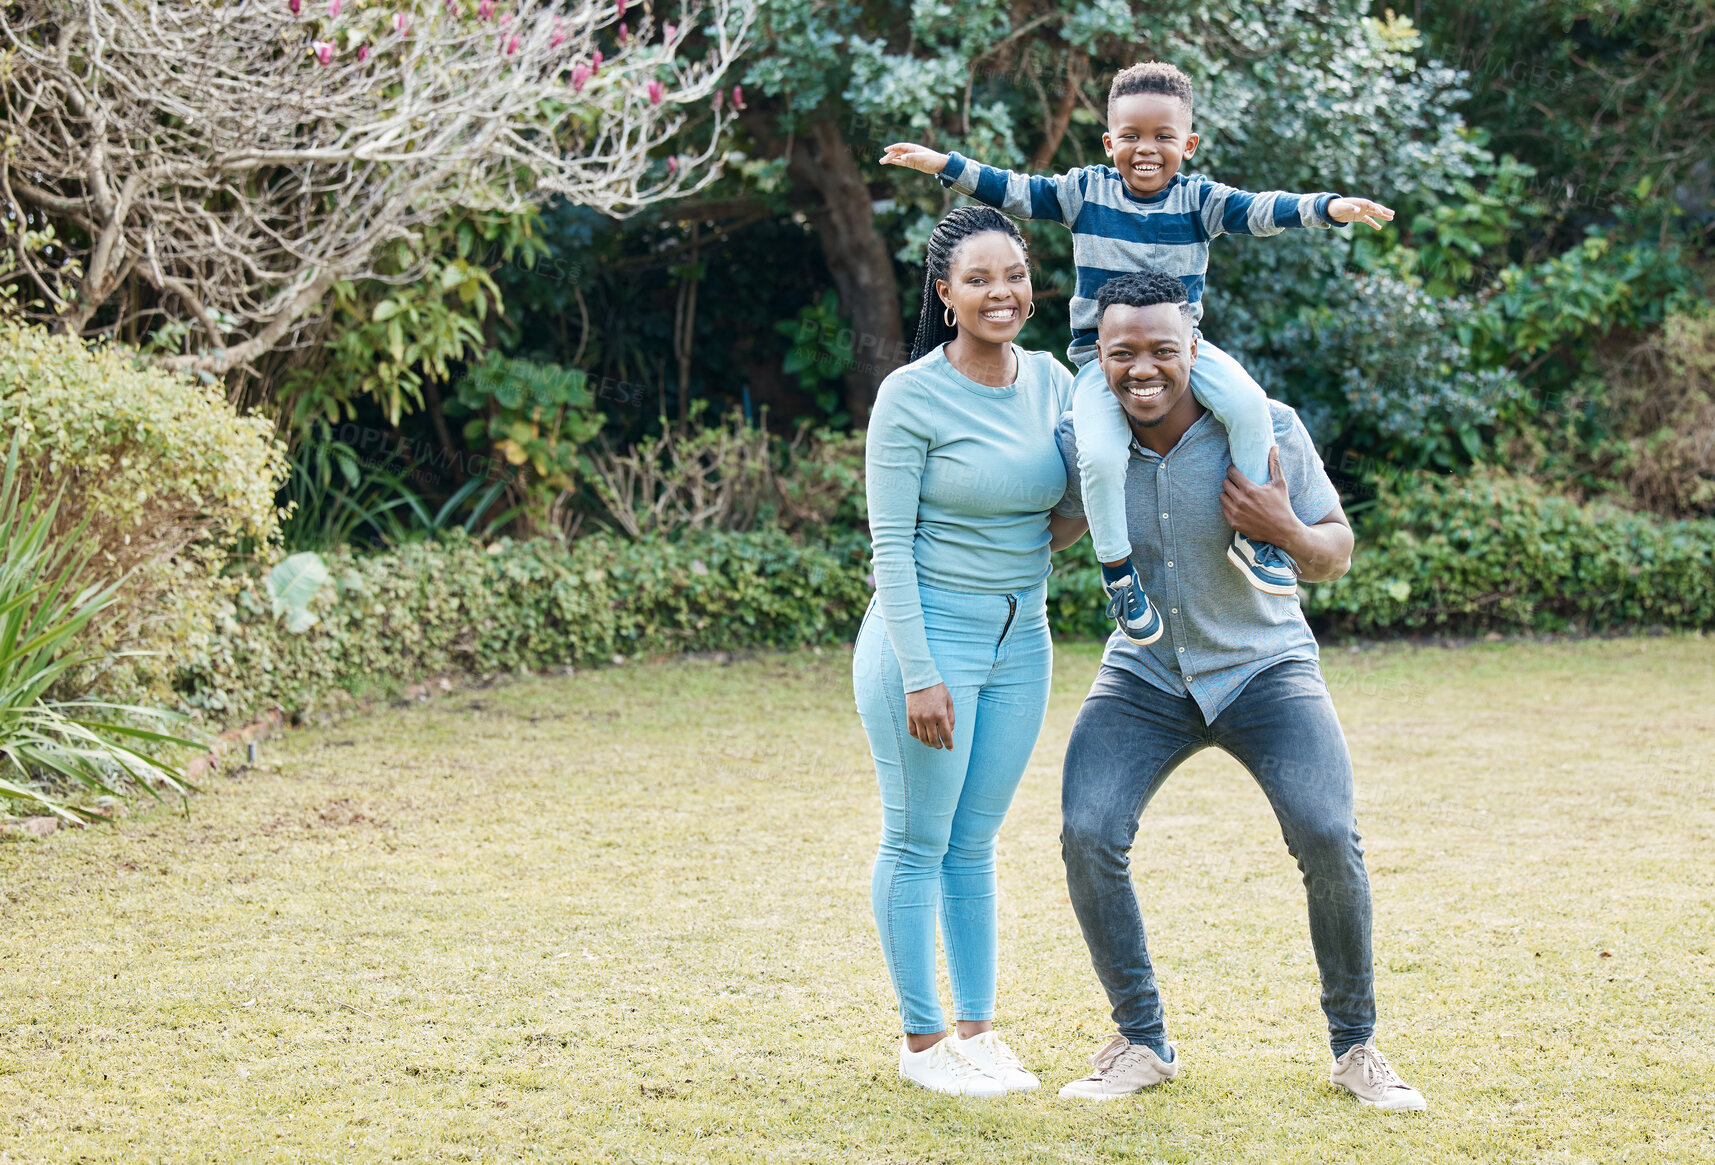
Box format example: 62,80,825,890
446,0,461,14
358,43,371,62
504,33,520,55
592,49,603,72
666,155,679,175
392,12,411,35
328,0,341,17
647,79,664,105
478,0,495,17
712,88,723,113
617,22,629,45
664,23,677,40
313,39,334,64
288,0,301,14
616,0,627,20
550,18,567,47
499,12,512,24
731,84,744,109
571,64,592,92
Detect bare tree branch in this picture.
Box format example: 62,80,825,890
0,0,755,373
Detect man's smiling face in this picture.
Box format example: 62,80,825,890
1103,92,1198,198
1097,301,1199,433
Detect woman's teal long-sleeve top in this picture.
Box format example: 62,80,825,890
864,344,1076,692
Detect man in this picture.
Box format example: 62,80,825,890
1048,268,1426,1111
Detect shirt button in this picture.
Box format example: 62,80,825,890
1161,513,1169,519
1166,561,1174,568
1171,608,1179,614
1177,647,1185,653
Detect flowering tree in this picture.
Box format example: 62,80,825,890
0,0,751,375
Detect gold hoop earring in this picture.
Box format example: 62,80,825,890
943,305,956,328
1026,301,1036,319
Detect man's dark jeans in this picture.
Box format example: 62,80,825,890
1060,659,1376,1055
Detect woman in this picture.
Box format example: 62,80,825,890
853,205,1084,1097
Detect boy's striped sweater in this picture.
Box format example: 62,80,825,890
938,151,1345,366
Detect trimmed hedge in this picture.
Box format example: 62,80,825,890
1048,469,1715,640
177,527,872,722
1304,469,1715,634
170,467,1713,726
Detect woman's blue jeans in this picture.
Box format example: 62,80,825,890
852,580,1053,1035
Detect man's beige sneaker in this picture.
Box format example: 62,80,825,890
1329,1041,1427,1111
1057,1034,1178,1100
949,1030,1039,1093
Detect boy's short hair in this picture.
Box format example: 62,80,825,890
1108,61,1194,122
1095,269,1195,328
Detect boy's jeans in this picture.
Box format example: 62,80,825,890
852,580,1053,1034
1060,659,1377,1055
1072,336,1273,564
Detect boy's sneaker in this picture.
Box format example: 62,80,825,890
898,1037,1008,1098
1329,1041,1427,1111
1057,1034,1178,1100
949,1030,1039,1093
1103,569,1163,646
1227,532,1298,596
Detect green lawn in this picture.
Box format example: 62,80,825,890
3,637,1713,1163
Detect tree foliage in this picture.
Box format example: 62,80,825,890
723,0,1484,419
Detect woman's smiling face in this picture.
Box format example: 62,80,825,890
1103,92,1199,198
936,231,1033,344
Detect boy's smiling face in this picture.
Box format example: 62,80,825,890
1103,92,1198,198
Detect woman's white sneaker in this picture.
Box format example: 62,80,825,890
899,1036,1009,1098
949,1030,1040,1093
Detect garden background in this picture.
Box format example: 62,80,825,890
2,0,1712,776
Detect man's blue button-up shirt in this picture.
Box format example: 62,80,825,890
1054,400,1342,721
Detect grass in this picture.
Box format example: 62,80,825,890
2,635,1713,1163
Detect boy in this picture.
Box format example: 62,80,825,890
881,61,1393,645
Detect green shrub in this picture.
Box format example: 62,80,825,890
175,527,872,723
1045,535,1111,642
0,323,286,703
583,409,866,540
1513,305,1715,520
448,351,603,495
0,440,197,820
1305,469,1715,635
1251,271,1522,472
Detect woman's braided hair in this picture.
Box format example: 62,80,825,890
910,205,1030,362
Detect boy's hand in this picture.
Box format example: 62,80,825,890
1328,197,1395,229
880,143,951,175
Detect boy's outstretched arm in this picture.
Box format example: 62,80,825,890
1200,182,1396,240
881,142,1080,225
